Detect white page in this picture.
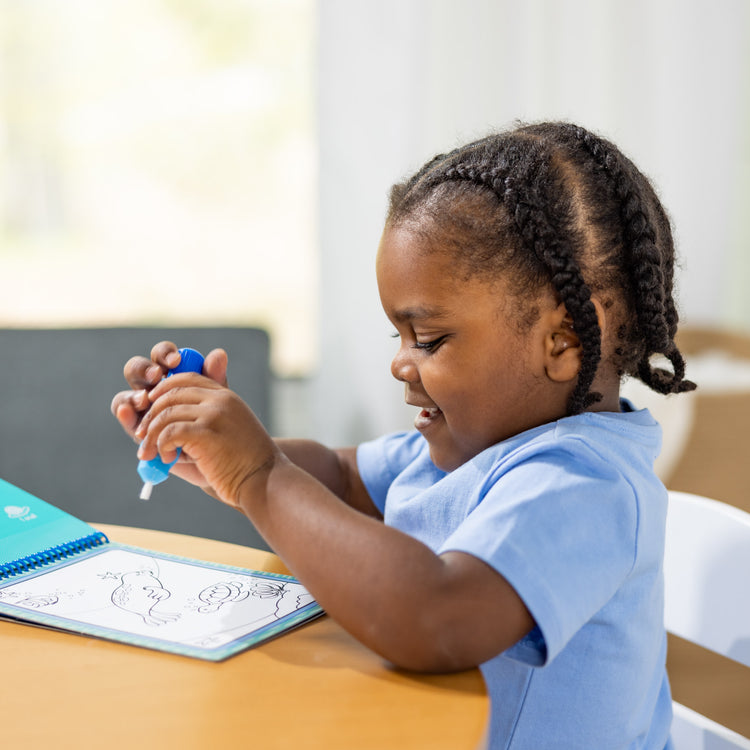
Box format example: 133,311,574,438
0,547,315,650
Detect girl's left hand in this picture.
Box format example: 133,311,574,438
134,373,277,509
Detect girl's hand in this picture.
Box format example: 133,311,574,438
111,341,228,437
133,372,276,509
110,341,233,491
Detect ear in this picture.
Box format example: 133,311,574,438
543,305,582,383
543,298,607,383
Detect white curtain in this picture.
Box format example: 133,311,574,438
314,0,750,446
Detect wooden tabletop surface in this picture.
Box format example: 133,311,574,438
2,523,488,750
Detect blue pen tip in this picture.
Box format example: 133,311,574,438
137,453,179,501
137,456,173,485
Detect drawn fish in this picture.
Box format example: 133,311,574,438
110,570,180,626
197,581,250,613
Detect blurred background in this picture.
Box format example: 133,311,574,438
1,0,749,733
0,0,315,379
1,0,749,445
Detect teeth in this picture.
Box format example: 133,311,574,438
423,407,440,416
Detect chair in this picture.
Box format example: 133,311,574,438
0,327,273,549
665,491,750,749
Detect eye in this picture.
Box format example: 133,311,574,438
413,336,446,353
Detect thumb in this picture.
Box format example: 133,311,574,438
203,348,229,386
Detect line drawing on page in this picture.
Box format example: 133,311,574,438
0,547,317,650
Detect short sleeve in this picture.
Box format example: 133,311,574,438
356,431,425,514
440,437,639,666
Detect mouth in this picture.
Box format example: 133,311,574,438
414,405,443,432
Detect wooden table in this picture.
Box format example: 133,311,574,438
2,524,488,750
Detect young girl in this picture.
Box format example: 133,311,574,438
112,121,695,749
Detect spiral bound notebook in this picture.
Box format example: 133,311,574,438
0,478,323,661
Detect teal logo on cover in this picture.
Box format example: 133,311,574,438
3,505,37,522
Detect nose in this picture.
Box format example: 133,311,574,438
391,344,419,383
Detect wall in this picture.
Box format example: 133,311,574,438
313,0,750,446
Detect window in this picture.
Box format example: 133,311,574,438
0,0,315,375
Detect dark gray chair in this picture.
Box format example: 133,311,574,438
0,327,272,550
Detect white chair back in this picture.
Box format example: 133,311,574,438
665,491,750,749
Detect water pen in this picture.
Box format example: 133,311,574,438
137,347,205,500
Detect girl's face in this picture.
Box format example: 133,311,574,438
376,224,574,472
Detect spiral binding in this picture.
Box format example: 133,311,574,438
0,531,109,581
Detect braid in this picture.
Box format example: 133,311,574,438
498,167,603,412
561,125,695,394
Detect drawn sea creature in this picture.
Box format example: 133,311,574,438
110,570,180,626
197,581,251,613
16,593,59,608
248,581,287,599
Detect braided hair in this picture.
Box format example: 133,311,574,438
386,121,696,415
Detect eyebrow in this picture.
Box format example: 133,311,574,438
391,305,451,323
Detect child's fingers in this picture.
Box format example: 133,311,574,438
135,380,216,439
132,380,270,505
147,372,224,403
123,355,157,388
112,399,137,433
150,341,182,370
203,348,229,386
123,355,170,389
136,400,203,463
123,342,182,389
110,389,150,436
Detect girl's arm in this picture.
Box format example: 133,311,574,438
236,453,534,673
274,441,381,519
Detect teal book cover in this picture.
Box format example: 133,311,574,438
0,478,323,661
0,478,107,572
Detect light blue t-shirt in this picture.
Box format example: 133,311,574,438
357,404,673,750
